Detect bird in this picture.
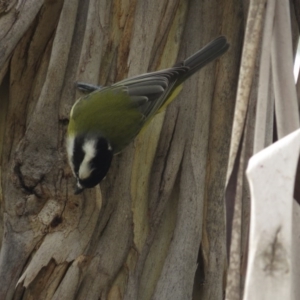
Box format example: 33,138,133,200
67,36,229,194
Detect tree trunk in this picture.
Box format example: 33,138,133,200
0,0,242,299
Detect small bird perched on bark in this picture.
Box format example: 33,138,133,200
66,36,229,194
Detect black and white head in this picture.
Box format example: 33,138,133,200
67,135,113,194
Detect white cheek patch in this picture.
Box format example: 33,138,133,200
66,135,75,174
79,140,97,180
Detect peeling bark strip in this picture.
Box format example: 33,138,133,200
0,0,45,72
224,0,300,299
224,1,267,299
0,0,237,299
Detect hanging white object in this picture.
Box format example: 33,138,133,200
244,128,300,300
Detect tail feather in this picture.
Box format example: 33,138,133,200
176,36,229,83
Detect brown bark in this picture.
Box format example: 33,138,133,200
0,0,242,299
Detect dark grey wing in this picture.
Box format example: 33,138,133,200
76,82,103,93
110,37,229,119
111,67,189,119
75,37,228,119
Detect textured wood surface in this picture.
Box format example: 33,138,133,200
0,0,240,299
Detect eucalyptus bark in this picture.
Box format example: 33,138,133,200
0,0,241,299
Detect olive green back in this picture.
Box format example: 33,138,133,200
68,37,229,153
68,89,144,152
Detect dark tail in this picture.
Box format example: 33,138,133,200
176,36,229,84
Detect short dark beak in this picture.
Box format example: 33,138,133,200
74,186,84,195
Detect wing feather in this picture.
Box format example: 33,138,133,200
109,67,189,119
